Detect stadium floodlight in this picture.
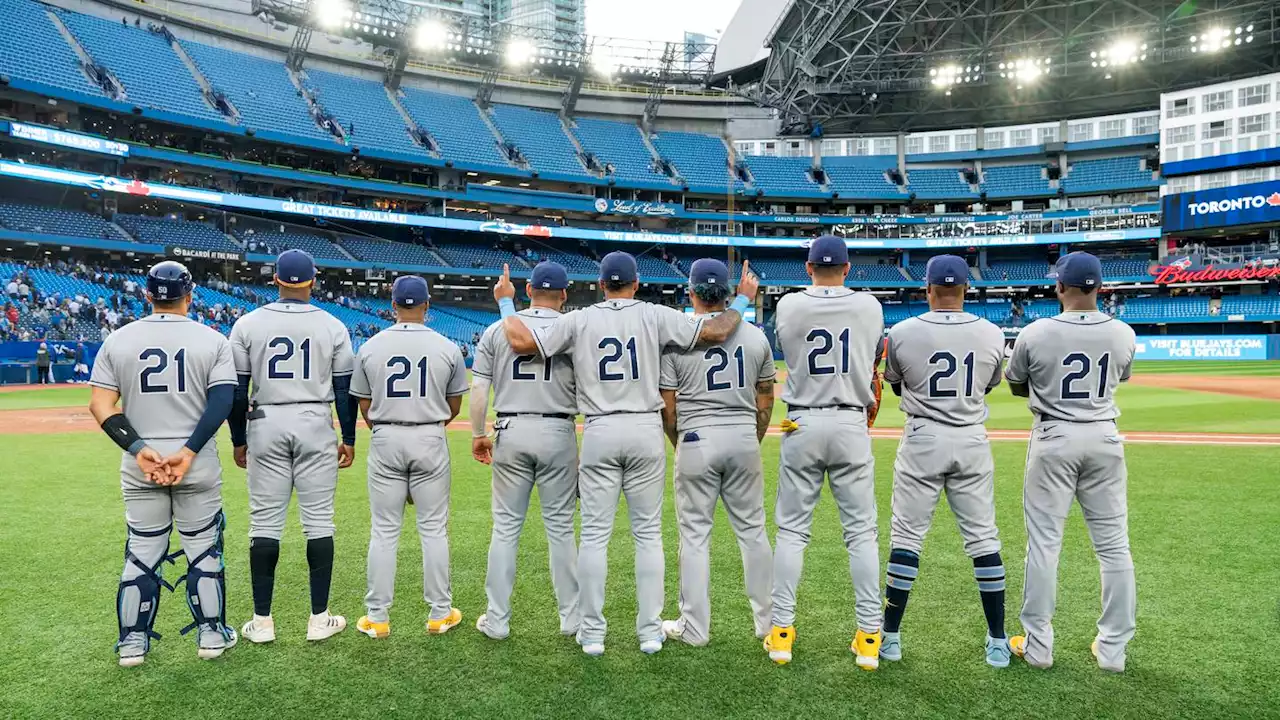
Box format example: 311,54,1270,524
1092,40,1147,69
313,0,350,30
1191,26,1252,53
414,21,448,50
929,64,979,88
998,57,1050,87
505,39,536,66
589,50,619,77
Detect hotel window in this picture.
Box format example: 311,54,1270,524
1239,83,1270,107
1202,90,1232,113
1098,119,1125,139
1165,97,1194,118
929,135,951,153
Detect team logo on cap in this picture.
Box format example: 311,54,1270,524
706,277,717,284
944,275,955,283
609,273,620,280
822,255,833,262
541,281,551,288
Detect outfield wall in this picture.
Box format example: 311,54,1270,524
1134,335,1280,361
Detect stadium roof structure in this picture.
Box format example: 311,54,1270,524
718,0,1280,135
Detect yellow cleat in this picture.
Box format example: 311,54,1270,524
852,629,881,671
1009,635,1027,657
779,419,800,434
426,608,463,635
764,625,795,664
1091,639,1099,659
356,616,390,639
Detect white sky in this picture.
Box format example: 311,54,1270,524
585,0,742,42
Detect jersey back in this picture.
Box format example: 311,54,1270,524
349,324,468,424
884,311,1005,426
473,308,576,416
775,287,884,408
660,317,775,432
89,314,237,440
532,299,703,416
1005,312,1136,422
229,302,354,404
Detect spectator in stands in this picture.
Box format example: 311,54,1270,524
72,342,89,383
35,342,53,384
6,277,16,300
18,279,30,301
0,314,10,342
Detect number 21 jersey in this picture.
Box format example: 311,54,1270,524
775,286,883,409
229,301,354,405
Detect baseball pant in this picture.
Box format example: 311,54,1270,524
672,425,772,645
364,424,453,623
772,407,881,632
1020,420,1134,670
246,404,338,540
890,418,1000,558
576,413,666,647
484,415,580,637
119,439,226,646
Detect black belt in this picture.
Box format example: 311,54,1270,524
1035,412,1114,424
374,421,444,427
907,415,979,428
787,404,862,413
584,411,659,419
497,412,574,420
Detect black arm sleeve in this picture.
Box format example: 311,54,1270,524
333,374,357,446
185,384,234,453
228,374,250,447
101,413,146,456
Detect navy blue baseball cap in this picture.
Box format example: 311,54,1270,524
530,261,569,290
600,251,638,283
146,260,193,300
275,249,316,287
925,255,969,286
689,258,729,286
391,275,429,307
807,234,849,265
1050,251,1103,290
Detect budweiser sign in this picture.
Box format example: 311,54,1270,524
1151,264,1280,284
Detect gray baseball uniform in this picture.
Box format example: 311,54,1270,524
350,322,468,623
883,311,1005,558
473,308,580,638
229,301,354,541
530,299,704,648
1005,311,1137,670
659,315,775,645
772,286,883,632
90,314,238,652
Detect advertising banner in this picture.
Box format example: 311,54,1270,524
1133,335,1270,360
1161,180,1280,233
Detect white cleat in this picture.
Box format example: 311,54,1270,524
661,620,683,641
118,655,145,668
241,615,276,644
475,613,508,640
581,642,605,657
639,638,663,654
117,632,147,667
198,627,238,660
306,611,347,641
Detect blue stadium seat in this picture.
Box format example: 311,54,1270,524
744,156,826,197
340,236,441,266
1116,295,1209,320
0,203,130,241
535,248,598,275
821,156,905,200
433,241,529,271
633,253,682,281
652,131,743,192
1218,295,1280,317
0,0,105,98
233,230,347,260
399,87,511,170
303,69,422,158
1099,255,1152,278
743,257,810,285
1062,156,1155,194
906,167,977,200
984,260,1051,282
181,41,333,143
570,117,671,187
58,11,226,124
490,104,589,178
848,263,907,283
114,214,240,252
982,164,1051,199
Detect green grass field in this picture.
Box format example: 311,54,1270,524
1,362,1279,719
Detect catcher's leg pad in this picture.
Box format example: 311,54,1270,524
176,511,232,639
117,523,180,652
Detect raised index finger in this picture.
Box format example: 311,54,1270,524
502,263,510,282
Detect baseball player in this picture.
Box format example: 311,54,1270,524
87,261,237,666
228,250,358,643
658,258,775,647
879,255,1011,668
493,252,758,656
1006,251,1137,672
471,262,580,640
348,276,469,639
766,234,885,670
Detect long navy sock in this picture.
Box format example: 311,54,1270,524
883,548,920,633
973,552,1006,639
306,537,335,615
249,537,280,617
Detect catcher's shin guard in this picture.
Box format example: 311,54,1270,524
177,511,232,640
117,524,180,654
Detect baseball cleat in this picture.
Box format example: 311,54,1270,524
306,611,347,641
639,638,663,654
764,625,795,664
241,615,276,644
426,608,462,635
852,629,881,671
660,620,683,641
356,616,390,639
879,631,902,662
1008,635,1052,669
474,613,508,640
198,627,238,660
1092,638,1125,673
985,635,1011,668
117,633,147,667
581,642,605,657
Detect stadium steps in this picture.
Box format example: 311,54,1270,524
476,104,522,169
290,67,346,144
387,87,439,158
638,129,675,181
44,8,114,97
168,36,235,123
109,219,135,242
559,115,601,177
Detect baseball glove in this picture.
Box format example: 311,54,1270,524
867,371,884,428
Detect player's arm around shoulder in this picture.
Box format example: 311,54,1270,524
1004,320,1042,396
695,260,759,346
444,340,469,423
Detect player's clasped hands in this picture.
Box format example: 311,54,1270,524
136,446,197,486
